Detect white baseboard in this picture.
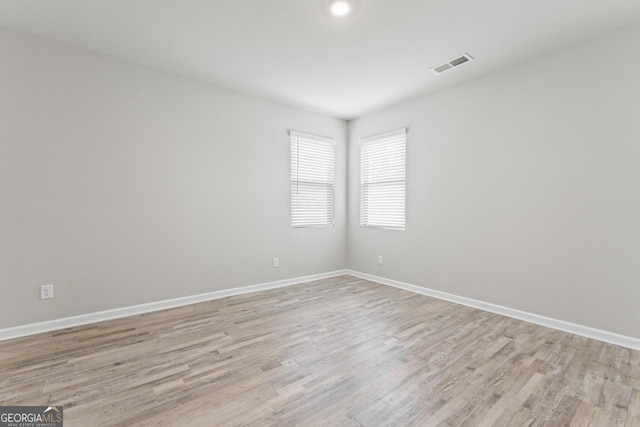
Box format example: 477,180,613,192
4,269,638,352
0,270,349,342
346,270,640,352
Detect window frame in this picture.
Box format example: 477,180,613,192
359,128,407,230
290,130,336,228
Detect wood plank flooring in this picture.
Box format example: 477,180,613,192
1,275,639,426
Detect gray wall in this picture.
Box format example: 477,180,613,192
3,22,640,340
0,28,347,328
348,24,640,339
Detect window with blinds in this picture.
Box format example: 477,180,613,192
360,129,406,230
290,131,335,227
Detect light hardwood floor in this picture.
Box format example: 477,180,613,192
1,275,639,426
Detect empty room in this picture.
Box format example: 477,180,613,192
1,0,640,426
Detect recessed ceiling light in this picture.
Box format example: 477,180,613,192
329,0,352,16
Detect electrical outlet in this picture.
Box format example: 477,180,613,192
273,257,279,268
40,284,54,300
378,255,384,265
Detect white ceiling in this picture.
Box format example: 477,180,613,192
1,0,640,120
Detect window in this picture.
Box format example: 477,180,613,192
360,128,406,230
290,131,335,227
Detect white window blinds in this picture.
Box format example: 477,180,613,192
290,131,335,227
360,129,406,230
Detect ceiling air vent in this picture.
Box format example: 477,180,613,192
431,53,474,74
